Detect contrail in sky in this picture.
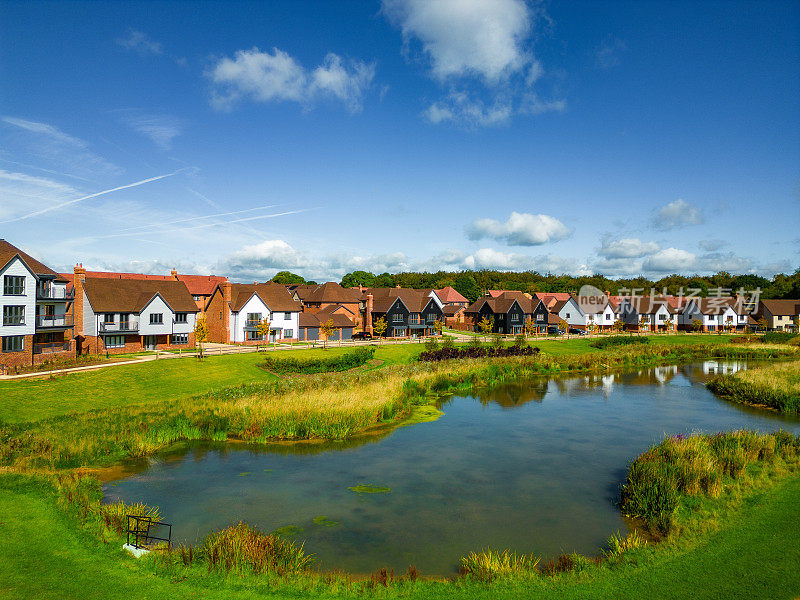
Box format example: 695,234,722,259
0,167,192,223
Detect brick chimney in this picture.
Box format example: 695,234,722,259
366,293,374,335
73,264,86,342
222,281,232,342
170,268,178,279
396,284,401,288
358,284,364,293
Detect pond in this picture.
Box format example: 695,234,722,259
103,361,800,575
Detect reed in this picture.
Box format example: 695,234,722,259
708,360,800,413
459,548,541,581
620,430,800,532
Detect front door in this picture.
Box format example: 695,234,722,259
143,335,157,350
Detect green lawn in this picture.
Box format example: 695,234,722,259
1,470,797,600
0,335,733,424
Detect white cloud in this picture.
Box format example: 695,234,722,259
466,212,571,246
696,252,753,273
698,239,728,252
383,0,564,127
598,237,660,258
383,0,531,83
116,30,163,56
118,112,183,149
642,248,697,273
207,47,374,113
594,36,626,69
0,169,79,220
592,257,645,277
652,199,704,230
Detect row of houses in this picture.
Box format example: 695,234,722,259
450,290,799,335
1,238,798,369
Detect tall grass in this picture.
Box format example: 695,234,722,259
589,336,649,349
459,548,540,581
620,430,800,532
708,360,800,413
263,347,375,374
1,343,795,470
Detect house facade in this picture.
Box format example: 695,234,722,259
617,296,677,331
73,267,199,354
679,298,741,331
576,296,619,330
205,282,301,343
0,240,75,370
756,299,800,331
360,287,443,337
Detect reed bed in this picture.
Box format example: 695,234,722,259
707,360,800,413
1,343,795,470
459,548,541,581
620,430,800,532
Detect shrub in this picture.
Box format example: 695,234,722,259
468,335,482,349
513,334,527,348
491,333,504,349
763,331,799,344
441,335,455,350
603,530,648,559
424,337,439,351
419,346,540,362
263,347,375,374
590,336,650,349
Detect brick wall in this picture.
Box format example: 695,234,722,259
0,334,35,370
205,285,230,343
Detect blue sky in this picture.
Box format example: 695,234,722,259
1,0,798,282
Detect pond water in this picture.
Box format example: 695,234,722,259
103,361,800,575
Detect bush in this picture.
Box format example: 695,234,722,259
590,336,650,349
459,548,540,582
424,337,439,351
763,331,799,344
491,334,504,349
468,335,482,349
419,346,540,362
513,334,527,348
441,335,455,350
263,347,375,374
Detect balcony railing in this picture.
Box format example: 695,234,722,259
99,320,139,333
35,314,74,328
37,287,74,300
33,341,72,355
243,320,262,330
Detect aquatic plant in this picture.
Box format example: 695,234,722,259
459,548,541,581
347,484,391,494
603,530,648,559
312,515,339,527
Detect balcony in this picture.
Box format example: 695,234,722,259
33,341,72,355
243,319,263,331
37,287,74,301
35,314,74,329
99,319,139,333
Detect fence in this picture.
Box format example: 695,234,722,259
126,515,172,550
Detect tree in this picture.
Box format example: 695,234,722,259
374,272,395,287
638,315,649,332
319,319,336,350
271,271,305,285
663,318,673,333
513,333,527,348
455,273,480,303
478,316,494,340
373,316,388,338
433,318,444,335
256,317,272,346
612,319,624,334
194,316,208,359
692,318,703,332
341,270,375,289
524,317,536,337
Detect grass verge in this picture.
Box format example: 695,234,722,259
707,359,800,413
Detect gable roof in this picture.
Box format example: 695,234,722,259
361,287,437,313
759,299,800,317
316,303,356,319
82,277,198,313
1,239,65,281
442,303,465,316
466,296,520,315
299,311,355,328
303,282,361,304
61,270,171,293
618,296,677,315
175,274,227,296
435,286,468,303
575,295,613,315
229,283,301,313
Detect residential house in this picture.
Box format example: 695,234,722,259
298,306,355,341
442,303,467,328
205,282,301,343
755,299,800,331
360,287,443,337
550,295,586,330
617,296,678,331
1,240,74,369
576,295,619,330
73,266,199,354
679,298,741,331
465,291,548,335
294,282,362,329
170,271,228,312
435,286,469,307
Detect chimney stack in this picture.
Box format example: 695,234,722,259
366,293,374,335
170,268,178,278
73,264,87,344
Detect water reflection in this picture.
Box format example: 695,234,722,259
104,361,800,576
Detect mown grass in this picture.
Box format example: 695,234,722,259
263,347,375,374
708,359,800,413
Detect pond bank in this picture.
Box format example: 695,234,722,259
707,359,800,413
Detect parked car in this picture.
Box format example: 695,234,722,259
547,325,565,335
568,328,587,335
352,331,373,340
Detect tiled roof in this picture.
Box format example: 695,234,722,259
229,283,301,313
175,274,227,296
360,287,435,313
442,303,465,316
61,270,171,292
1,239,65,281
83,277,198,313
759,299,800,317
303,282,361,304
435,286,468,303
299,312,355,328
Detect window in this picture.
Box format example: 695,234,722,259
2,335,24,352
658,314,666,321
171,334,188,345
3,275,25,296
284,312,291,320
104,335,125,349
392,313,403,322
174,313,188,323
103,313,115,324
536,314,544,322
283,329,293,338
247,312,262,323
149,313,163,325
3,306,25,326
565,313,570,319
192,295,203,301
511,313,520,322
245,330,263,341
120,314,131,328
427,313,436,322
